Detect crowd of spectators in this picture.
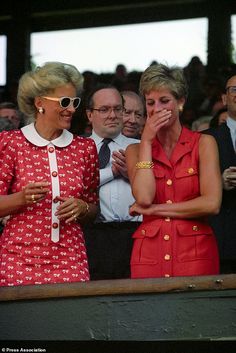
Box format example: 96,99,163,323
1,57,236,136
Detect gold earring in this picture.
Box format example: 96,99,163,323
179,106,183,112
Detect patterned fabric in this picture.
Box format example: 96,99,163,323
131,127,219,279
98,138,113,169
0,124,99,286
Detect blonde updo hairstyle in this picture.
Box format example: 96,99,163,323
139,63,188,100
17,62,84,119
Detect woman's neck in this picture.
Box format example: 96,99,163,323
157,123,182,159
34,122,62,141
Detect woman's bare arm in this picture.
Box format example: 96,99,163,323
129,134,222,218
126,142,156,207
0,181,49,217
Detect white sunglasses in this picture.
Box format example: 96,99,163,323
42,96,81,109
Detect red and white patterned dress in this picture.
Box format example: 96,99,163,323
0,123,99,286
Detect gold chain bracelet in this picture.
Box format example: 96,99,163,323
135,161,154,169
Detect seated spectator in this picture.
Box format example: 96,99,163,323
209,107,228,128
204,74,236,273
70,70,98,137
111,64,128,91
121,90,145,139
191,115,212,131
184,56,206,115
199,76,224,116
0,116,15,132
0,101,24,128
211,99,225,115
180,107,198,129
0,113,15,234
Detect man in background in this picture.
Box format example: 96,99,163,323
121,90,145,139
205,74,236,273
83,85,141,280
0,101,24,129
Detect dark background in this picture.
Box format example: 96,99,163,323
1,0,236,87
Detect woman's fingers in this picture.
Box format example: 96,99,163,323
23,181,50,204
55,197,83,223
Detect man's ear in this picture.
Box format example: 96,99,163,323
86,109,93,123
221,93,227,106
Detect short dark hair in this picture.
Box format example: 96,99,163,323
210,107,228,128
85,84,124,110
0,101,18,110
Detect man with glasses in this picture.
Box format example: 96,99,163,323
83,85,141,280
205,74,236,274
121,90,146,139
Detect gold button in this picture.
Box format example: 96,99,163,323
165,274,170,278
188,168,194,174
192,225,199,231
141,229,146,235
164,234,170,241
166,179,172,186
164,254,171,261
166,200,172,204
165,217,171,222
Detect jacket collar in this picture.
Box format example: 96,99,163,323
152,127,196,167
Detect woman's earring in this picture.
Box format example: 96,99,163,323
38,107,44,114
179,106,183,113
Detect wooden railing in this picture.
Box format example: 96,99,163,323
1,273,236,302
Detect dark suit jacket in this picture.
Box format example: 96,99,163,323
204,123,236,260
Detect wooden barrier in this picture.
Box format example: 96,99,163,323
1,273,236,301
0,275,236,352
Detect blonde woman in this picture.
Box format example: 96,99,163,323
0,62,99,286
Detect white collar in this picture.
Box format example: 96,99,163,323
91,130,123,146
21,123,73,147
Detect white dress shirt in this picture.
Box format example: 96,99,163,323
226,116,236,150
91,131,142,222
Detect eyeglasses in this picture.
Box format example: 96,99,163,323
42,96,81,109
226,86,236,96
91,106,124,116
